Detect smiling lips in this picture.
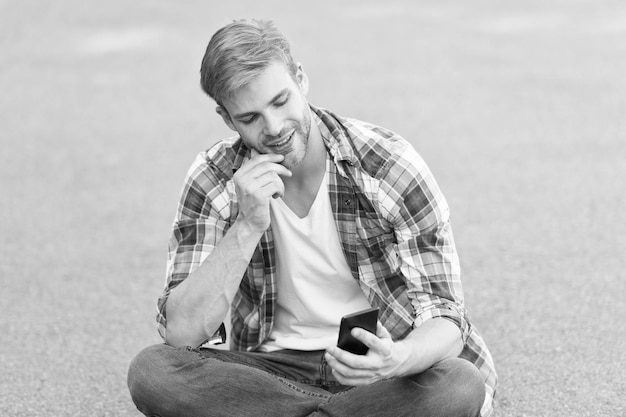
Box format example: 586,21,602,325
266,129,295,153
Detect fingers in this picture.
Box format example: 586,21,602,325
239,153,292,179
245,170,285,197
351,326,390,356
326,346,375,372
324,352,374,385
325,329,379,382
376,321,392,340
233,153,292,232
325,348,382,386
325,325,395,385
235,154,292,198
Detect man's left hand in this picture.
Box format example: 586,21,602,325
325,322,410,385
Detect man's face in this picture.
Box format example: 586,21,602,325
219,61,312,169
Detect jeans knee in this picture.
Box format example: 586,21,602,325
127,344,176,414
409,357,485,417
441,358,486,417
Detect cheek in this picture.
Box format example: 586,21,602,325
235,124,261,140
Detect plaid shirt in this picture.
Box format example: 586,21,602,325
157,105,497,416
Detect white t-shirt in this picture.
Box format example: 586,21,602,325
261,167,371,352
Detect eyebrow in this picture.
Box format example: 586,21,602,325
232,88,290,120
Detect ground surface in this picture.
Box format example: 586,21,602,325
1,1,625,416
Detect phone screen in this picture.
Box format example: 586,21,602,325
337,307,379,355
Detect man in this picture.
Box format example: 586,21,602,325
128,19,497,417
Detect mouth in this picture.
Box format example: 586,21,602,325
266,130,295,153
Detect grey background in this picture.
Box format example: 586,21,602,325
1,1,625,416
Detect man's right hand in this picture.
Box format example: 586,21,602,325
233,152,292,234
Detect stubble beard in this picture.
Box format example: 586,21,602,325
280,107,312,169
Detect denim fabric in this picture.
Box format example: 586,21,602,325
128,344,485,417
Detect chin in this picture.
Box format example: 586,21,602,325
281,156,302,169
281,149,307,169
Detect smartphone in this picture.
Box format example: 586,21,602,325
337,307,379,355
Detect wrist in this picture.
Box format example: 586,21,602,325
385,339,411,378
393,338,428,377
233,217,267,247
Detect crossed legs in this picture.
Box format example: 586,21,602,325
128,344,485,417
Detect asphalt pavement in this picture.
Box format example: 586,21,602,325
1,1,625,416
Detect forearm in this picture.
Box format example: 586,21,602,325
394,317,463,376
164,219,263,348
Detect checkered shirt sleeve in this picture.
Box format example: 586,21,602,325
156,150,233,340
379,142,469,340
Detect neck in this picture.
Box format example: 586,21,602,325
280,120,327,217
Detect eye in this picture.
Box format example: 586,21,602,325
240,114,258,125
275,94,289,107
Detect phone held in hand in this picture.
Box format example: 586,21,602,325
337,307,379,355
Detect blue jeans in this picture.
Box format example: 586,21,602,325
128,344,485,417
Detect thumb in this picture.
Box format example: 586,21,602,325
376,322,391,339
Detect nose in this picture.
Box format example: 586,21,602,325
263,111,284,137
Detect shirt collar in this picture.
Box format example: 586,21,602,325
310,104,360,170
206,136,249,180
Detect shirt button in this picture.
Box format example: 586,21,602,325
344,199,352,206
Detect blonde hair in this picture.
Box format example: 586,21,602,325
200,19,298,106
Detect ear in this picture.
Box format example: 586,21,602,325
216,106,237,132
295,63,309,95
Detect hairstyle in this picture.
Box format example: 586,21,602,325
200,19,298,107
